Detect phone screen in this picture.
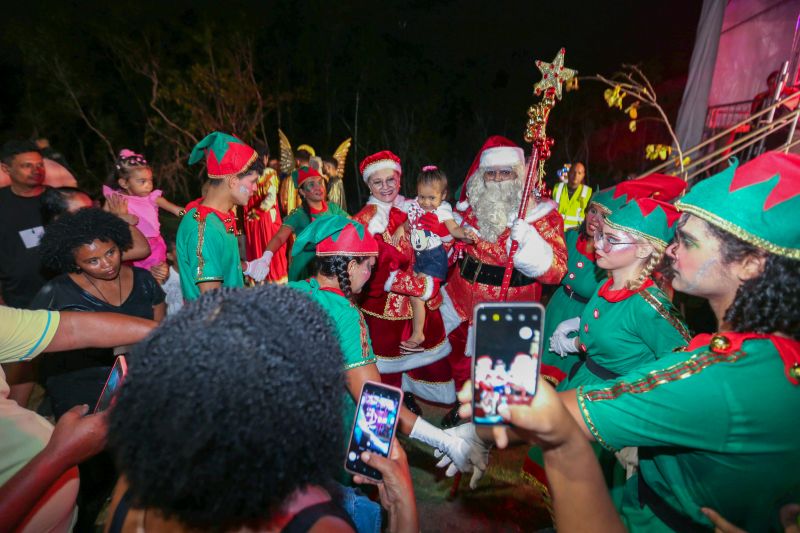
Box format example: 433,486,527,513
472,303,544,425
344,381,403,481
94,355,128,413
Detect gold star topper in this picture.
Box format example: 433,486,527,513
533,48,577,100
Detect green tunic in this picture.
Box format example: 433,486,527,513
288,278,377,452
285,203,349,281
542,229,605,377
558,279,690,391
578,336,800,532
176,208,243,301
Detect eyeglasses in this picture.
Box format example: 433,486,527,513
368,177,397,189
483,168,515,181
593,232,640,253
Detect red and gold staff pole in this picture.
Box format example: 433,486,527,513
499,48,576,300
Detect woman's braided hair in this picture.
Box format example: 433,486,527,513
627,240,666,291
316,255,373,300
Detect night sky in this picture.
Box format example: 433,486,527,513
0,0,702,200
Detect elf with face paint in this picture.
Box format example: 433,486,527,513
176,132,272,300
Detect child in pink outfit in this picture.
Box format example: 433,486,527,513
103,149,184,272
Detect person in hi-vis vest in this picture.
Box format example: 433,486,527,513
553,162,592,229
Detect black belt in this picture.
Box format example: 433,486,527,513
563,285,590,304
458,255,536,288
567,357,620,381
638,468,710,532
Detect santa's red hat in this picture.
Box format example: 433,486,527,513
457,136,525,210
359,150,402,182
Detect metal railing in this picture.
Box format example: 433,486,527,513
635,91,800,181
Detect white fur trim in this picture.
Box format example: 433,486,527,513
465,324,475,357
440,287,463,335
384,270,399,292
362,160,401,182
479,146,525,168
523,199,557,223
402,374,456,404
420,275,435,301
375,338,451,373
455,199,470,211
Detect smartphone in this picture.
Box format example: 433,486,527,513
472,302,544,425
94,355,128,413
344,381,403,481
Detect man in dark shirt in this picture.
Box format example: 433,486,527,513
0,139,48,405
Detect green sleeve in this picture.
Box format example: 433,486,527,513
283,207,308,230
194,219,226,283
576,351,730,452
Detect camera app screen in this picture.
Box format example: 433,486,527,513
346,384,400,478
473,306,542,424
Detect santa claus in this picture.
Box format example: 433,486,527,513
441,136,567,424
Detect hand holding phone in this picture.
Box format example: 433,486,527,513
471,303,544,425
345,381,403,481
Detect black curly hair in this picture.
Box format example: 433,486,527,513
706,222,800,339
315,255,372,300
108,285,345,530
38,207,133,274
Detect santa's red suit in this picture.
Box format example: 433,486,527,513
353,152,455,404
440,137,568,387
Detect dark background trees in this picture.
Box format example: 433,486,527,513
0,0,700,208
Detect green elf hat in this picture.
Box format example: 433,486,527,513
592,173,687,215
676,152,800,259
188,131,258,179
605,197,681,247
292,166,323,189
289,216,379,280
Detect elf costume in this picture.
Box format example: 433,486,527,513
288,216,379,452
176,132,257,300
284,166,349,281
541,173,688,382
578,152,800,531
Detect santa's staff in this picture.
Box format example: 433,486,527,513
500,48,576,300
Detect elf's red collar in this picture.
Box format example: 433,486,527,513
310,200,329,216
319,285,346,298
186,198,238,234
686,332,800,385
598,277,653,302
575,233,596,261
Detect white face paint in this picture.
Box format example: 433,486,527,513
239,185,249,194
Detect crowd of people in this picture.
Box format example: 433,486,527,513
0,127,798,533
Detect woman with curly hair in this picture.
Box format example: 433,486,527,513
104,285,418,533
30,207,165,529
32,207,165,415
550,197,691,391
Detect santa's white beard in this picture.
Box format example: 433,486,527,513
467,175,524,242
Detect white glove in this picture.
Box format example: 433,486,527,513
244,250,273,282
549,317,580,357
509,217,534,245
506,218,554,278
410,418,491,489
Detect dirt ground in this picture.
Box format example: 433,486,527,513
404,401,552,533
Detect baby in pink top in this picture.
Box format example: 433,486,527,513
103,149,184,272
